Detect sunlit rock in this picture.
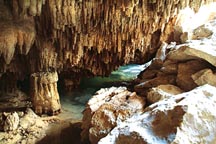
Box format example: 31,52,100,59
192,24,213,40
99,85,216,144
81,87,145,144
147,84,183,104
192,68,216,86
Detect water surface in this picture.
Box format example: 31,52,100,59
59,64,146,120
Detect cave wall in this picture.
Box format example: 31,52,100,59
0,0,215,114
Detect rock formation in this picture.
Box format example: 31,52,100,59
0,108,50,144
30,71,61,115
2,112,19,132
81,87,145,144
99,84,216,144
135,17,216,96
0,0,216,114
82,12,216,143
147,84,183,104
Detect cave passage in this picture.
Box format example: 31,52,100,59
58,64,147,120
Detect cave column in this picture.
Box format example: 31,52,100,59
30,71,61,115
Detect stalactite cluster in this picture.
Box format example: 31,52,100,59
0,0,215,114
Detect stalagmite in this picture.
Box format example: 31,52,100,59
30,71,61,115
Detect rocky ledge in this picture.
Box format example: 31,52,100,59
81,17,216,143
99,84,216,144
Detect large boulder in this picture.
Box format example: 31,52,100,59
81,87,145,144
176,60,210,91
147,84,183,104
167,40,216,67
99,85,216,144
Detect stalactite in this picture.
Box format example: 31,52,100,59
0,0,216,114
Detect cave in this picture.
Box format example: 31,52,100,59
0,0,216,144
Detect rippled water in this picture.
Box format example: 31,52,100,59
59,64,146,120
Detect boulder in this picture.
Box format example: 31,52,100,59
81,87,145,144
176,60,209,91
99,85,216,144
147,84,183,104
135,75,176,90
192,24,213,40
167,40,216,67
192,68,216,86
3,112,19,132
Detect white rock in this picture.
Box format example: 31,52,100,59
81,87,145,144
3,112,19,132
99,85,216,144
167,19,216,67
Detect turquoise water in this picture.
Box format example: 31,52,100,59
59,64,146,120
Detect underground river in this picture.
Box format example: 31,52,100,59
58,64,147,121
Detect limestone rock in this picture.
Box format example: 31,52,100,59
161,62,178,74
192,24,213,40
81,87,145,144
30,71,61,115
3,112,19,132
19,108,39,129
147,84,183,104
192,68,216,86
99,85,216,144
176,60,210,91
0,90,31,111
167,40,216,67
135,75,176,91
0,0,215,94
0,108,50,144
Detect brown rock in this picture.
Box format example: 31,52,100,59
135,75,176,91
161,63,178,74
167,41,216,67
192,68,216,86
147,84,183,103
176,60,209,91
